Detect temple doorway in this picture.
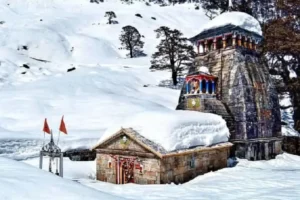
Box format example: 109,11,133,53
118,159,135,184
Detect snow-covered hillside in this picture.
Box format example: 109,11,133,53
0,0,208,145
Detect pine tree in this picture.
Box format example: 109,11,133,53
119,25,144,58
264,0,300,132
150,26,196,86
105,11,117,24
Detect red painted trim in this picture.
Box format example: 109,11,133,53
186,74,217,83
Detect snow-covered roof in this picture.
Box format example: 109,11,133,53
202,11,262,35
199,66,210,75
97,110,230,152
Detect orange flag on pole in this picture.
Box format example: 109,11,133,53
59,116,67,134
43,118,51,134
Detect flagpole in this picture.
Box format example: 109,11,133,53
43,131,45,146
57,130,61,146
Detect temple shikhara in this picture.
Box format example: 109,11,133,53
177,11,282,160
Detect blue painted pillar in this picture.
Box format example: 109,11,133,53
206,80,209,94
212,81,215,94
186,82,189,94
199,79,202,93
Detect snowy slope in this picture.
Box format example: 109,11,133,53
0,0,208,145
0,157,126,200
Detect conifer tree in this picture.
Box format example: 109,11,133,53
105,11,117,24
150,26,196,85
119,25,144,58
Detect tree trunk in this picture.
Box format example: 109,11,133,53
172,70,178,86
130,48,133,58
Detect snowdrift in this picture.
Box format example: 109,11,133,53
202,11,262,35
100,110,230,151
0,157,125,200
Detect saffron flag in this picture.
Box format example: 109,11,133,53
59,116,67,134
43,118,51,134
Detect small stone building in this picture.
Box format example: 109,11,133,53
93,128,232,184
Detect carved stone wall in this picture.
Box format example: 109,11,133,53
177,48,282,160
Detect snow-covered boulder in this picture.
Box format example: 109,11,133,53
99,110,230,152
202,11,262,35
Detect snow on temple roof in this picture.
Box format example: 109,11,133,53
199,66,211,75
202,11,262,35
98,110,230,152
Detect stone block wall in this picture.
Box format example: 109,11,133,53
182,48,283,160
232,139,282,160
282,136,300,155
160,147,229,184
96,153,161,184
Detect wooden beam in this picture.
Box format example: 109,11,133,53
96,149,158,159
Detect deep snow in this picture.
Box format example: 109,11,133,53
0,157,125,200
23,153,300,200
202,11,262,35
99,110,230,151
0,0,299,199
0,0,207,144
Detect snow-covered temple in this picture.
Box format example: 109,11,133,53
93,111,232,184
177,11,282,160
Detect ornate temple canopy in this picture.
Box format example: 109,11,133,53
190,12,263,54
185,73,218,96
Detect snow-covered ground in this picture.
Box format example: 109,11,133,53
0,0,300,199
0,157,125,200
0,0,207,147
21,153,300,200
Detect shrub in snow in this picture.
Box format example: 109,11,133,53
0,21,5,25
195,5,199,10
121,0,134,4
135,13,143,18
119,25,144,58
145,2,151,6
151,17,156,20
104,11,117,25
22,64,30,69
151,26,196,86
90,0,103,3
67,67,76,72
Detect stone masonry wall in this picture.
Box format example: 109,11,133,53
160,147,229,184
193,48,281,141
96,136,161,184
185,48,282,160
96,153,161,184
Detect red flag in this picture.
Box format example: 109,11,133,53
43,118,51,134
59,116,67,134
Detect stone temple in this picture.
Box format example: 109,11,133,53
176,12,282,160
